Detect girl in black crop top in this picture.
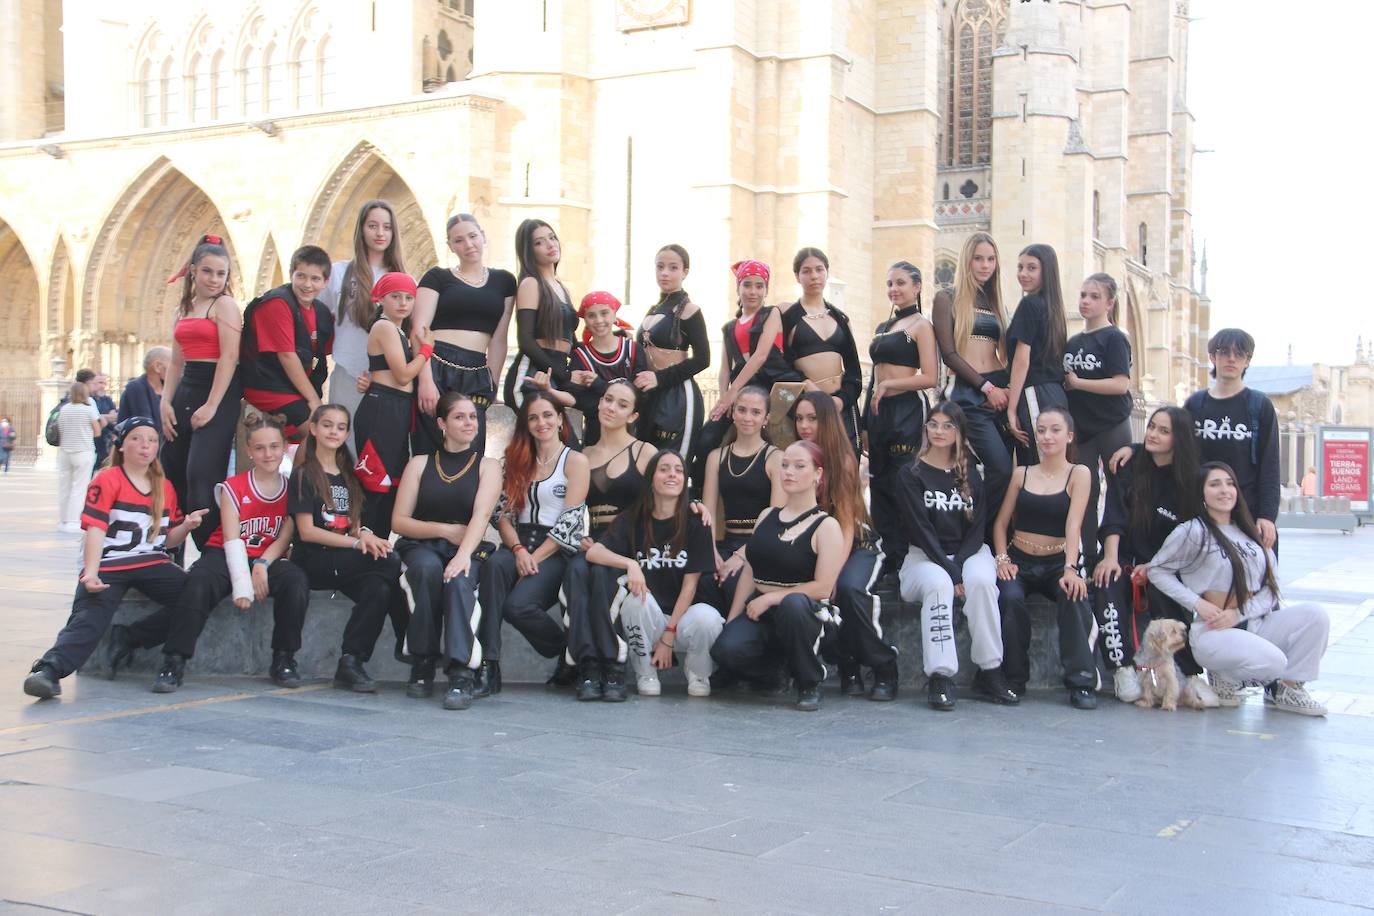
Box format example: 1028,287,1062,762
392,392,504,707
634,245,710,470
503,219,580,412
568,291,650,447
864,261,939,577
354,273,434,539
1005,244,1071,467
711,440,845,711
990,405,1098,707
412,214,517,457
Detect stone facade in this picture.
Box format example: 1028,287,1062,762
0,0,1206,460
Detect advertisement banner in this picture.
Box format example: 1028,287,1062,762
1320,428,1372,514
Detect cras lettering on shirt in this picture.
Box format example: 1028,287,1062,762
923,489,971,512
1195,416,1253,441
1063,350,1103,373
635,544,691,570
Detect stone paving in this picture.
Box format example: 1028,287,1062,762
2,465,1373,915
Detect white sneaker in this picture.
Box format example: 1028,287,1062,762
1208,671,1243,707
686,672,711,697
637,674,661,696
1265,681,1327,717
1187,674,1220,708
1113,667,1142,703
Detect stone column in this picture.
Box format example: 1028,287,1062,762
35,356,70,471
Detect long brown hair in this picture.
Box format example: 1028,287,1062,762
1194,461,1280,610
343,200,407,330
629,450,691,558
951,231,1004,361
177,234,232,316
1018,243,1067,375
294,404,363,533
515,218,567,342
917,400,976,521
502,391,567,518
1127,406,1198,547
788,391,869,530
111,431,168,539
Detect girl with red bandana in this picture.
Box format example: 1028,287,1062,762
568,291,648,446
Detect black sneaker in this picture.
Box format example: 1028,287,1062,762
973,667,1020,705
927,674,956,711
601,663,627,703
333,654,377,693
406,658,436,699
838,662,866,697
443,673,474,710
869,662,899,702
547,657,579,688
152,654,186,694
23,662,60,699
575,660,604,702
105,624,138,679
269,651,301,688
1069,687,1097,710
796,683,822,712
473,660,501,698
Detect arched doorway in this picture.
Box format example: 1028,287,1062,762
256,235,284,295
304,141,438,276
83,158,238,383
47,237,77,376
0,219,42,463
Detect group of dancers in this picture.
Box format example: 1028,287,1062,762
23,204,1331,716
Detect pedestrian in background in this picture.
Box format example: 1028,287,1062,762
56,381,103,533
0,416,15,472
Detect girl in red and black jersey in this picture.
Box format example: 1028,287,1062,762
160,234,242,548
24,418,206,700
568,291,648,447
289,404,402,693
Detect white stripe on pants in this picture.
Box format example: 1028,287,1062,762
899,544,1002,677
616,586,723,682
1190,602,1329,684
58,449,95,525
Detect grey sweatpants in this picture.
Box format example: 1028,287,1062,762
615,585,723,682
899,545,1003,677
1190,602,1329,683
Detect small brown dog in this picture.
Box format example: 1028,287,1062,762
1133,619,1205,711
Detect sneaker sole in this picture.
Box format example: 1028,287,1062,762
687,688,711,698
22,676,59,699
442,696,473,710
333,678,378,693
601,692,628,703
151,682,180,694
1272,703,1328,717
637,685,661,697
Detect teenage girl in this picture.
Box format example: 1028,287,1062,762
1063,273,1134,571
353,272,434,538
392,392,504,710
24,418,206,699
1148,462,1329,716
563,380,658,700
130,413,309,693
778,248,863,453
865,260,938,574
635,244,710,465
320,199,408,437
288,404,402,694
1005,244,1070,466
992,406,1098,708
503,219,578,410
568,291,648,447
790,392,900,700
160,234,242,547
931,231,1012,513
896,402,1017,710
413,213,515,454
700,386,783,611
478,392,590,685
711,440,846,711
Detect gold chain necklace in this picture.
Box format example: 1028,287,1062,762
725,444,766,479
434,450,476,484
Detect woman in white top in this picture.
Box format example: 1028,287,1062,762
318,199,408,442
1148,461,1329,715
56,381,104,533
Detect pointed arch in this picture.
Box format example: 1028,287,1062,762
303,141,439,274
256,235,284,294
1123,279,1146,394
0,219,41,381
83,159,239,380
46,237,77,373
941,0,1008,167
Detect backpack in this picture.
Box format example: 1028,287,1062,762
44,398,67,447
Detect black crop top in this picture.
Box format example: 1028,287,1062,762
718,444,775,534
779,301,864,410
419,267,516,336
1014,467,1072,539
637,291,711,389
588,442,646,535
869,305,923,369
971,309,1001,343
514,291,579,386
746,505,829,587
367,324,412,372
414,448,481,524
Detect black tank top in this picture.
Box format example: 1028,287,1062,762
718,444,774,535
414,448,481,524
1014,467,1072,538
869,306,922,369
588,442,645,534
368,324,413,372
747,505,829,588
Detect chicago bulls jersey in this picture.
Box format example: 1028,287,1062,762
206,470,288,558
81,467,183,572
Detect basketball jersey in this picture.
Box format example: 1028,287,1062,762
518,446,572,527
207,470,289,559
81,467,183,572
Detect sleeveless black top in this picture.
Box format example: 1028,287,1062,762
869,305,922,369
718,444,775,536
414,448,481,525
367,324,413,372
722,306,797,389
1014,467,1072,539
588,442,646,535
971,308,1001,344
747,505,829,588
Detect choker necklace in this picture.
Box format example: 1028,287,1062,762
893,303,921,320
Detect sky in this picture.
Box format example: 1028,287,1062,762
1188,1,1373,368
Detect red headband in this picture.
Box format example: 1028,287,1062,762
732,259,771,285
371,271,417,302
578,290,633,344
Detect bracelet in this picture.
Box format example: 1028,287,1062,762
512,543,528,554
1064,564,1079,573
251,558,268,568
994,553,1011,565
664,624,678,634
352,537,362,551
419,343,434,359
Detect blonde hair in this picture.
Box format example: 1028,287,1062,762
951,231,1005,363
68,381,89,404
111,430,168,539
